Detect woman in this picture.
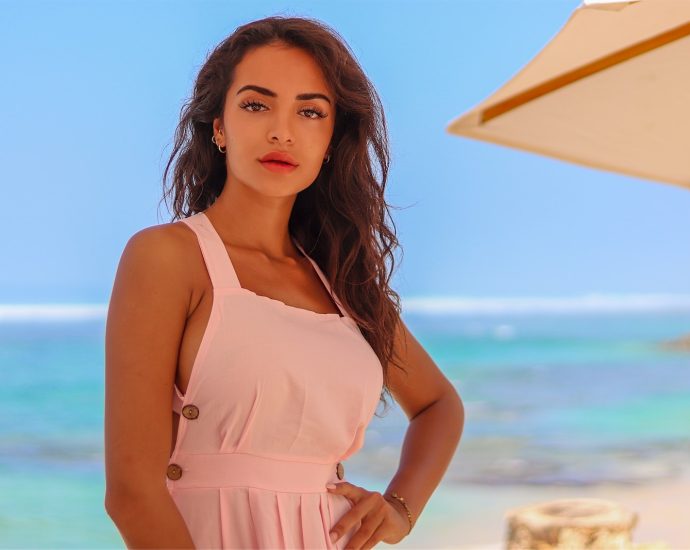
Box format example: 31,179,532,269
104,15,464,550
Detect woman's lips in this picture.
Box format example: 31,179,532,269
259,160,298,173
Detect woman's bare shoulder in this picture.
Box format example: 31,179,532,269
123,219,203,275
110,219,208,316
107,218,207,331
127,218,195,251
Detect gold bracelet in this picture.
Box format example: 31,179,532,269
384,491,413,535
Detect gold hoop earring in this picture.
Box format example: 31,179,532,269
211,135,226,154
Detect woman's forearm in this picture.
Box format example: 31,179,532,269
106,486,196,549
383,390,465,533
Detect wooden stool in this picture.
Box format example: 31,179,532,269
505,497,638,549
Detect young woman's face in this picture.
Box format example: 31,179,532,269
215,42,336,196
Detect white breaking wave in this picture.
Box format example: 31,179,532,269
401,293,690,315
2,293,690,321
0,304,108,322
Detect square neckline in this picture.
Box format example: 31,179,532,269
199,212,347,320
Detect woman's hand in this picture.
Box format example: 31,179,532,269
326,481,410,549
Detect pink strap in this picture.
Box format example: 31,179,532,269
180,212,242,289
293,240,348,318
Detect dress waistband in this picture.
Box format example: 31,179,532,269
165,452,346,493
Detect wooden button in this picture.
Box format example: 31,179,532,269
182,404,199,420
166,463,182,480
336,462,344,480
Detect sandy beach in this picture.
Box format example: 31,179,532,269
388,472,690,549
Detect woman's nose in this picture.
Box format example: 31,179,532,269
267,111,295,145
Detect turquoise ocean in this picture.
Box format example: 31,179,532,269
1,303,689,547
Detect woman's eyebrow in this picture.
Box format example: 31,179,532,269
236,84,332,105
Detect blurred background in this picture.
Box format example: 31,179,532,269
1,0,689,548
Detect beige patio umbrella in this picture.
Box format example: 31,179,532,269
446,0,690,190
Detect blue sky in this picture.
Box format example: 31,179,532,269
2,0,689,312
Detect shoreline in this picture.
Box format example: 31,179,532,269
387,473,690,549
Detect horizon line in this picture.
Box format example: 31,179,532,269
2,292,690,321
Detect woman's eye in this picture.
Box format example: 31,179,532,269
239,100,327,119
301,107,327,119
239,100,267,112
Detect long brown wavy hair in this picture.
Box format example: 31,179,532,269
159,15,406,417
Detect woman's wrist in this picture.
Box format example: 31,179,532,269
383,492,414,535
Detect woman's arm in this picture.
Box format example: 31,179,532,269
104,225,196,549
382,319,465,533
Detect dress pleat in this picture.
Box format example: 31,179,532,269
274,492,288,548
250,489,285,548
218,489,227,548
299,494,317,549
296,494,307,548
320,493,334,550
